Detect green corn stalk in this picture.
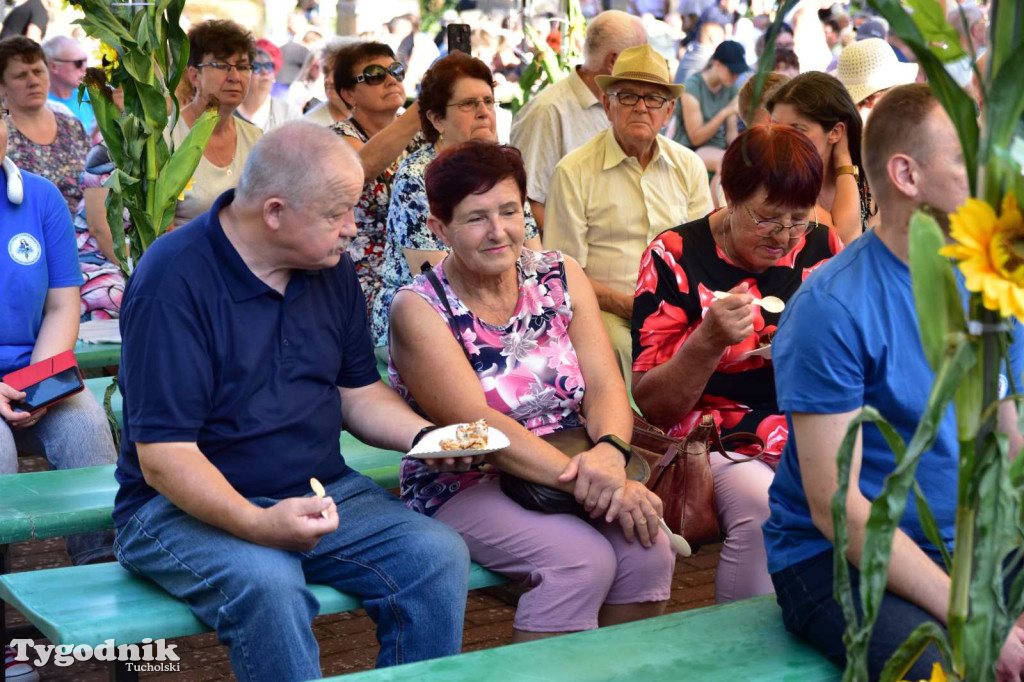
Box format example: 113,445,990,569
70,0,219,277
511,0,587,117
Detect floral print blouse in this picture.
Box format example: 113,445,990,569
329,118,426,315
389,249,586,516
631,216,842,465
371,143,541,347
5,112,88,216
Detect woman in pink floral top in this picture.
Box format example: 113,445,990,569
389,141,675,640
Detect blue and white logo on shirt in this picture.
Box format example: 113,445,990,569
8,233,41,266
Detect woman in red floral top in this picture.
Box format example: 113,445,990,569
631,125,843,603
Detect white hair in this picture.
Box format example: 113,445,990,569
236,121,359,207
583,10,647,71
41,36,79,61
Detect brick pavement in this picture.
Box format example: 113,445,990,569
5,455,722,681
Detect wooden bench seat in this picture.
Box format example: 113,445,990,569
0,561,507,649
328,595,841,682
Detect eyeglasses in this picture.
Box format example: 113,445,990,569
447,96,496,112
52,58,87,69
251,61,276,74
608,92,671,110
196,61,254,74
744,206,816,238
353,62,405,85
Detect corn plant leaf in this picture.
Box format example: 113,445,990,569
908,210,966,371
905,0,966,62
83,82,124,164
163,1,190,117
834,341,976,679
985,40,1024,168
151,108,220,237
879,621,953,682
965,432,1019,678
832,405,908,681
913,481,953,572
744,0,801,124
867,0,979,193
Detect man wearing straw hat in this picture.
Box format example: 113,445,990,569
544,43,712,380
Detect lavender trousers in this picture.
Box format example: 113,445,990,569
0,389,117,564
710,451,776,603
433,479,676,632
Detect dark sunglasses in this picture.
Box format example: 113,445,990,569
353,62,405,86
52,58,87,69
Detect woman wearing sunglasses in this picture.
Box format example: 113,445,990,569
630,125,842,605
330,41,424,319
237,38,302,133
170,20,262,228
371,52,542,354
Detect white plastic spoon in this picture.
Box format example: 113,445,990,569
659,518,692,557
712,290,786,314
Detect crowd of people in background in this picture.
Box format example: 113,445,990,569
1,0,1016,680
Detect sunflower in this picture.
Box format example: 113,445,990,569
94,42,121,81
902,662,948,682
940,192,1024,321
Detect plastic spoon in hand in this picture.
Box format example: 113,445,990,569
658,518,692,557
712,290,785,314
309,477,330,519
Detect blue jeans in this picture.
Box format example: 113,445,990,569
114,468,471,682
772,549,944,680
0,389,117,564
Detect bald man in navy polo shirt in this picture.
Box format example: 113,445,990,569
113,122,473,682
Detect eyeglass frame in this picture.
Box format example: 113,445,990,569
195,61,254,74
607,91,671,110
51,58,87,69
352,62,406,86
743,205,818,238
250,61,277,75
446,96,497,113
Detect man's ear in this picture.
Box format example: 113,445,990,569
603,51,619,75
887,153,920,200
601,93,613,119
263,197,286,231
426,213,450,245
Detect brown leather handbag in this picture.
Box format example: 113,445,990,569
632,413,764,548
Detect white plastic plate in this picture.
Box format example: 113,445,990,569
742,345,772,360
406,423,511,459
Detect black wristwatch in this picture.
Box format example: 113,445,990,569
411,425,440,450
596,434,631,465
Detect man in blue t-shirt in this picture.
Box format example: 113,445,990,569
113,122,476,682
764,83,1024,679
42,36,95,135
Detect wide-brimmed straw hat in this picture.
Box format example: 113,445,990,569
836,38,919,104
595,44,685,99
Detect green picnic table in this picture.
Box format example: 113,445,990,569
74,341,121,369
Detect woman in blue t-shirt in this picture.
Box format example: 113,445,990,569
0,108,117,561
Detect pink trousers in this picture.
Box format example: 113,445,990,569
710,451,776,603
434,479,676,632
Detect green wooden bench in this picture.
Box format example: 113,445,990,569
328,595,839,682
74,341,121,370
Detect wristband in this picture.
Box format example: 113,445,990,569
835,165,859,179
411,425,440,450
596,434,632,465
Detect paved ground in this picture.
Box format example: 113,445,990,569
5,455,722,681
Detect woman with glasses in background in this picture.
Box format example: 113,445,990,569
371,52,542,356
329,41,424,318
237,38,302,133
630,125,842,604
171,20,261,228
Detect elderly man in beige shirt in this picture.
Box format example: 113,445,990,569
544,44,712,379
510,10,647,230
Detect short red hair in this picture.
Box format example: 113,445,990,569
425,141,527,225
721,124,823,209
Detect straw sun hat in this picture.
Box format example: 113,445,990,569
836,38,919,105
595,44,685,99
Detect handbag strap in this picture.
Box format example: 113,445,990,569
424,267,472,362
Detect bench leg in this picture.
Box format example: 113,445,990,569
109,660,139,682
